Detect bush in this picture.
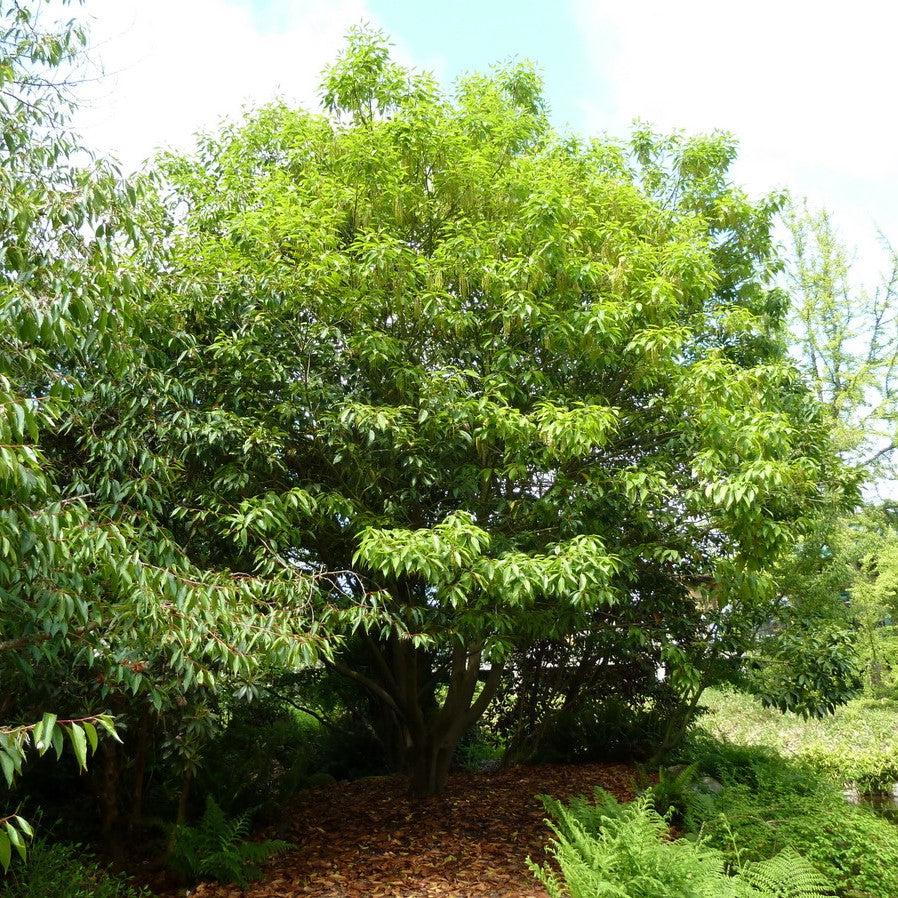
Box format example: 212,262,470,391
683,736,898,898
0,841,149,898
169,796,290,888
531,789,832,898
534,693,678,763
194,698,323,817
698,688,898,793
455,724,504,772
195,691,385,818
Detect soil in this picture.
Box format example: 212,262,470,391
168,761,638,898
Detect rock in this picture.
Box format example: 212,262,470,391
695,774,723,795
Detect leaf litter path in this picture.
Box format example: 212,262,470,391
189,762,637,898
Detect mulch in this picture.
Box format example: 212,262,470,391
183,762,639,898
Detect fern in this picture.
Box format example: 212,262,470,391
644,763,717,829
736,849,833,898
169,797,290,888
532,790,834,898
531,791,741,898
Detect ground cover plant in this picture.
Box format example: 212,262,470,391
680,735,898,898
533,789,833,898
699,687,898,793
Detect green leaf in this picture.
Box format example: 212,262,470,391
13,817,32,839
0,830,10,872
5,822,25,861
0,751,14,787
83,721,98,755
51,725,64,760
68,723,88,770
96,716,121,743
36,712,56,754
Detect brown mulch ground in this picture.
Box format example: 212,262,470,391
185,762,639,898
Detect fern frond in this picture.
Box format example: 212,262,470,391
169,797,291,888
737,848,834,898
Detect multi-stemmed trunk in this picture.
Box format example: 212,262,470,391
334,635,504,796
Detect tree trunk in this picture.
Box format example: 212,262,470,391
128,709,153,834
408,737,457,796
334,631,505,797
165,766,193,859
96,739,122,856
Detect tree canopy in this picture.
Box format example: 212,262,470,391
48,28,844,794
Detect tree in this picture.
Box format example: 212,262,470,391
786,203,898,477
0,0,129,857
0,0,330,847
772,204,898,710
97,28,848,796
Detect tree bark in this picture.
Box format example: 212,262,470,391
128,709,153,834
335,632,505,796
96,738,122,855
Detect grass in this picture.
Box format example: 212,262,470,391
697,687,898,793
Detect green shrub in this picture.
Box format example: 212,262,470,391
0,841,149,898
169,797,290,888
697,784,898,898
195,699,323,816
683,737,898,898
535,693,678,763
531,789,832,898
698,688,898,794
456,724,504,771
684,737,822,799
195,692,385,818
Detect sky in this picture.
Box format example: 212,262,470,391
72,0,898,277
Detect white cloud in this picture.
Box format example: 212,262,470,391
75,0,374,171
573,0,898,262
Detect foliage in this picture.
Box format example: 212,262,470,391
495,604,700,764
531,789,832,898
0,840,149,898
749,627,862,719
643,762,716,828
0,713,118,870
758,504,898,704
698,687,898,793
737,851,834,898
169,796,290,888
682,732,898,897
194,688,384,817
785,202,898,475
0,0,333,853
523,689,683,765
116,25,849,793
193,701,322,816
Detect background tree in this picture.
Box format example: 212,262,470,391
756,204,898,715
786,203,898,477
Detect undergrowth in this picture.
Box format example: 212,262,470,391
0,841,149,898
169,796,291,888
531,789,831,897
682,735,898,897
